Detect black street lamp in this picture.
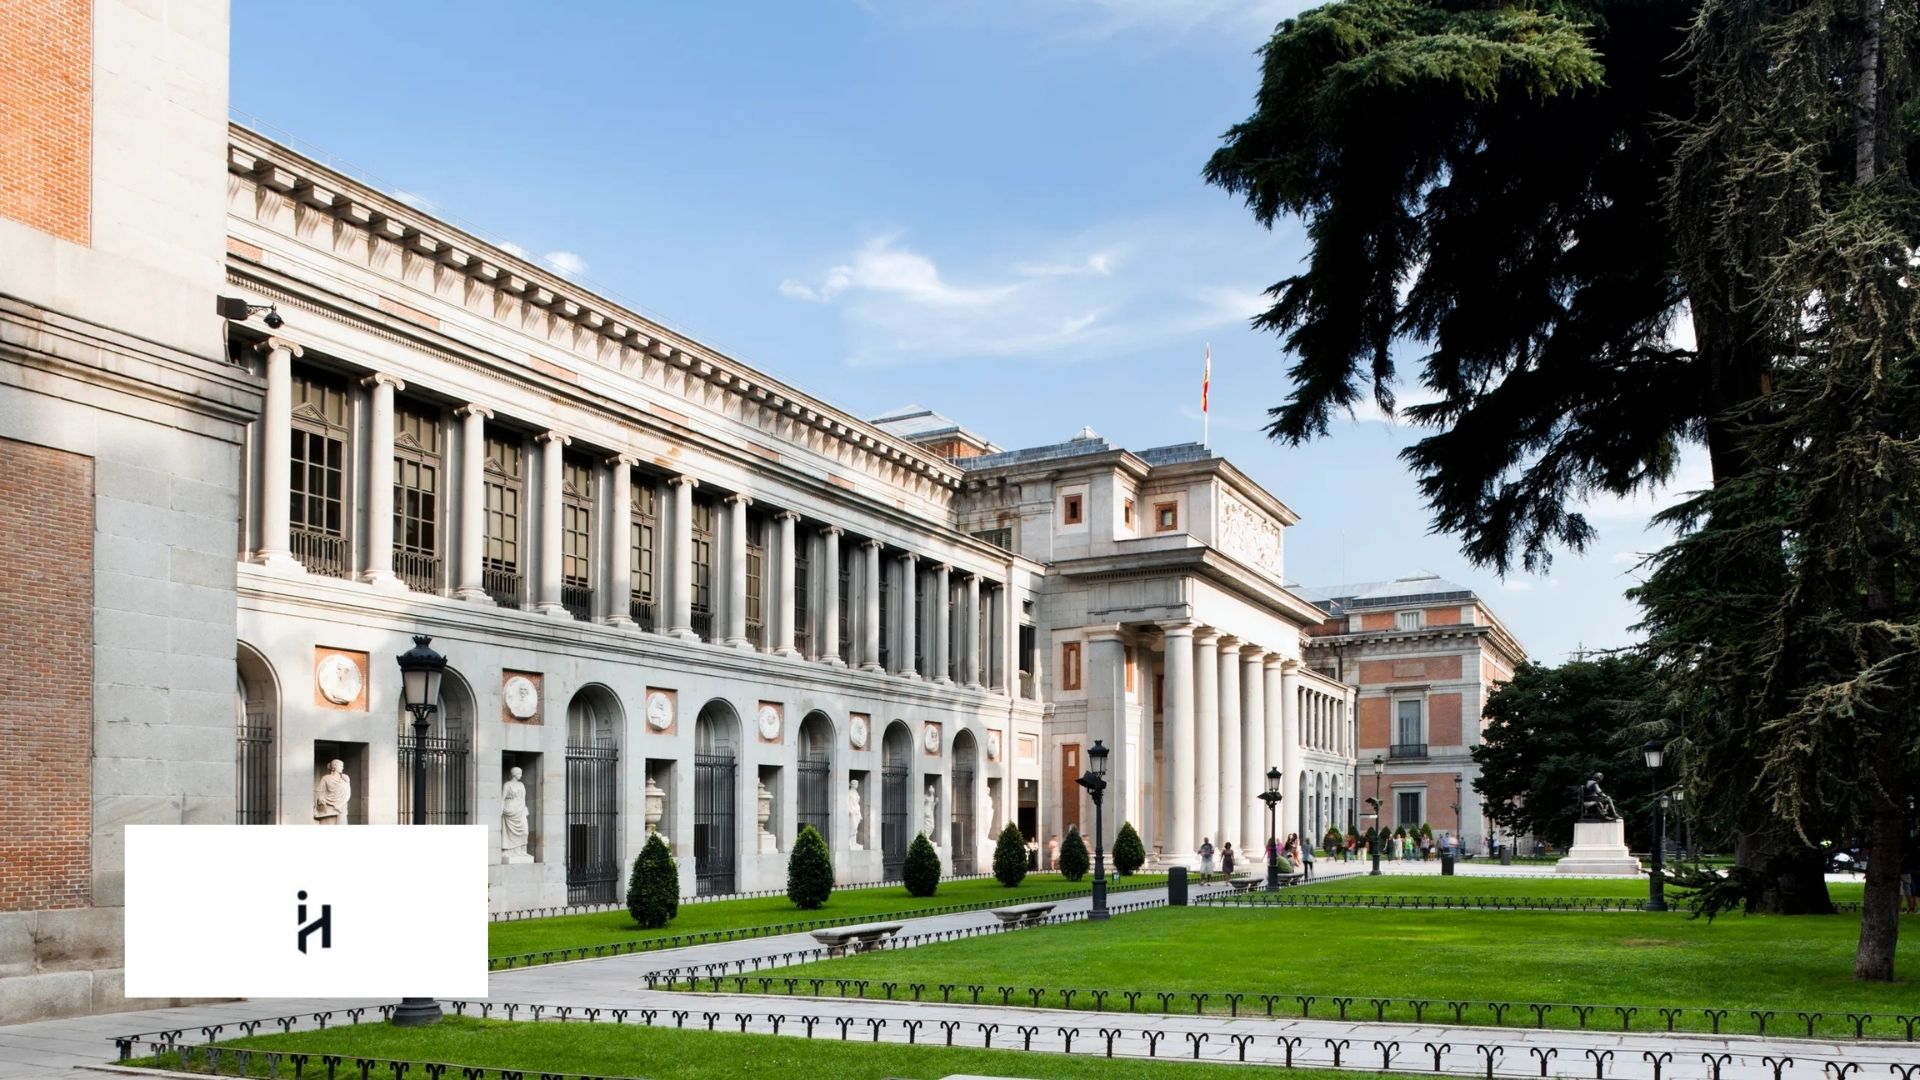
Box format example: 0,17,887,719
1258,766,1284,890
1076,739,1111,921
393,635,447,1028
1369,755,1385,876
1642,738,1667,912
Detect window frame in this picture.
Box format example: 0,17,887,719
1061,641,1082,691
1062,493,1084,526
1153,500,1179,532
391,397,443,591
1397,609,1424,631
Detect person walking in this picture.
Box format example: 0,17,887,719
1301,836,1316,880
1047,834,1061,871
1221,842,1236,880
1198,837,1217,882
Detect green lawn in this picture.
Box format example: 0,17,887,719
131,1016,1398,1080
491,873,1166,959
728,905,1918,1039
1285,873,1867,902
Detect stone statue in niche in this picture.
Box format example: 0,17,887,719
848,779,865,850
501,766,532,863
757,780,779,853
983,789,997,846
922,783,938,843
313,759,351,824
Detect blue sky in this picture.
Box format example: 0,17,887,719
230,0,1695,665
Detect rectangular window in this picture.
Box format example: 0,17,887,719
691,496,715,639
630,479,657,629
1123,499,1135,527
1397,790,1423,829
1394,699,1425,757
561,455,593,619
914,568,929,674
392,399,442,592
745,514,765,647
792,527,811,657
1061,641,1082,691
1154,501,1179,532
877,549,892,671
971,527,1013,551
1397,610,1423,631
482,431,523,606
289,367,350,577
1062,493,1083,525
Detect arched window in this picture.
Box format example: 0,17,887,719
951,730,978,869
881,722,912,878
797,712,833,841
236,646,276,824
694,703,739,895
565,687,620,904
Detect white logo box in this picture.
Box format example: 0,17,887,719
125,825,488,998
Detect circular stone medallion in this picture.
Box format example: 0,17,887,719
849,714,869,750
645,691,673,731
923,723,942,754
987,730,1003,761
503,675,540,720
316,654,362,706
756,704,782,741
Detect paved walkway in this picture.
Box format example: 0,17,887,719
5,871,1908,1080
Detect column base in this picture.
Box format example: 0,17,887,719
822,657,848,668
898,671,921,681
964,681,984,691
667,627,701,642
361,570,409,592
605,615,636,628
726,638,757,651
251,550,306,574
772,647,804,660
859,662,885,674
452,587,497,605
933,676,953,685
534,603,573,620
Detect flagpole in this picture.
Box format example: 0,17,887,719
1202,343,1211,450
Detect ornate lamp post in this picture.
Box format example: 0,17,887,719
1641,739,1667,912
1076,739,1111,921
393,635,447,1027
1369,755,1385,876
1672,785,1687,861
1258,766,1284,890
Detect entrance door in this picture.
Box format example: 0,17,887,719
881,722,911,877
694,706,738,896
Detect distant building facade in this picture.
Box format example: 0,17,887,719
1296,574,1527,851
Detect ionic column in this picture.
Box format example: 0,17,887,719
774,511,800,657
360,373,406,590
898,553,919,677
1279,661,1302,837
724,493,752,649
253,338,303,571
1193,629,1220,853
988,584,1006,690
859,539,883,671
819,527,843,664
1086,627,1129,840
1264,655,1287,842
452,405,493,602
1216,636,1242,858
605,455,637,625
1241,646,1266,855
964,572,982,688
932,564,952,683
665,475,697,639
1162,622,1196,864
533,430,570,616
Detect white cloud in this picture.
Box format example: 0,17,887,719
497,240,532,260
1580,447,1714,526
1500,580,1533,592
779,223,1284,368
541,251,588,278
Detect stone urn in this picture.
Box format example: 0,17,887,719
757,780,778,853
644,777,666,841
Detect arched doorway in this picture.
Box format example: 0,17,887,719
566,686,621,904
694,701,739,896
881,721,912,878
951,730,977,869
398,668,473,825
235,644,277,824
796,712,833,842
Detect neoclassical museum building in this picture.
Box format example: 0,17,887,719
0,0,1375,1022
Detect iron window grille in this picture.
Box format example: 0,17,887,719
560,456,594,620
235,680,273,825
289,366,350,577
566,700,620,905
694,715,737,897
796,718,831,840
397,705,471,826
483,431,524,607
391,399,442,593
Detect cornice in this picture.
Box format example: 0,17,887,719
226,123,961,493
1057,545,1331,628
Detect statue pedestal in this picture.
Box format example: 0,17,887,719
1558,820,1644,876
500,852,534,865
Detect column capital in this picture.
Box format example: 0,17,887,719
258,336,304,359
454,403,493,421
1084,624,1127,644
860,536,883,550
1158,619,1195,638
724,492,753,507
774,509,802,522
821,524,843,537
899,551,920,565
606,452,639,468
1193,626,1220,646
361,371,406,392
935,562,952,575
1216,634,1240,649
666,473,697,489
536,430,571,447
1239,642,1265,658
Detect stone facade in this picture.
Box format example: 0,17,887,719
1297,573,1527,851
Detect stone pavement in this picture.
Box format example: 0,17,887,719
5,872,1909,1080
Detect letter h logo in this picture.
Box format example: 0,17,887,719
296,890,331,954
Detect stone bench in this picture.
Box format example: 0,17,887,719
809,922,904,957
1229,871,1304,891
989,902,1058,928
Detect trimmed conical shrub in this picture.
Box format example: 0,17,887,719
786,824,834,910
1059,827,1090,882
1324,826,1344,852
993,822,1029,887
1112,821,1146,876
626,832,679,929
904,832,941,897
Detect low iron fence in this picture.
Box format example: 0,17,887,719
1197,891,1866,914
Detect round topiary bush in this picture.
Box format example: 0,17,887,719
1112,821,1146,877
1324,826,1344,853
626,832,679,929
904,832,942,897
1059,827,1090,882
787,824,834,910
992,822,1029,887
